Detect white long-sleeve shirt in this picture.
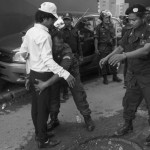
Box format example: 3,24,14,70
20,23,70,80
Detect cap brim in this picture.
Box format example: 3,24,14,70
38,8,58,19
53,13,58,19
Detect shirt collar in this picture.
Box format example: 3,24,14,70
133,23,147,38
34,23,49,32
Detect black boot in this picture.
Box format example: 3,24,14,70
103,75,108,84
114,120,133,136
84,115,95,131
38,139,60,149
47,114,60,131
144,134,150,146
113,74,122,82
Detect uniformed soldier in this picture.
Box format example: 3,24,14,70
100,4,150,146
60,13,81,100
94,10,122,84
35,31,95,132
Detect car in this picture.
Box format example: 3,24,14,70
0,14,122,83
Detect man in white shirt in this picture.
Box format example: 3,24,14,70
19,2,75,149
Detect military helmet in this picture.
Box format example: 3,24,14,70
99,10,112,20
63,13,73,20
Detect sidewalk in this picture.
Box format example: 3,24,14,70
0,87,28,104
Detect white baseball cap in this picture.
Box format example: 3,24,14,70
38,2,58,18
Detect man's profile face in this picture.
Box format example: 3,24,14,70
63,19,72,27
46,18,57,28
53,37,64,54
128,13,143,29
103,16,110,24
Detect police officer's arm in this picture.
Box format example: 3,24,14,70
34,53,74,93
94,38,99,54
94,26,100,54
124,43,150,58
99,45,124,68
109,43,150,66
100,29,128,67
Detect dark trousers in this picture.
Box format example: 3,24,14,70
30,70,53,142
100,52,117,76
61,79,69,95
123,83,150,124
49,76,91,116
70,76,91,116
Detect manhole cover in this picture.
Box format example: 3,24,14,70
69,136,143,150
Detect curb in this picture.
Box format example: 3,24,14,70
0,87,28,104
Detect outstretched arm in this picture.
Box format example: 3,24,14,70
109,43,150,66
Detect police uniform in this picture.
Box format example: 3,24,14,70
50,43,91,115
61,13,80,100
115,5,150,142
95,18,121,83
61,13,79,55
119,23,150,121
48,43,95,131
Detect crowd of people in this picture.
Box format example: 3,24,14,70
18,1,150,149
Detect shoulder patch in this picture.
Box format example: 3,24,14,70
63,56,71,59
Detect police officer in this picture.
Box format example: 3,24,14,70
94,10,122,84
100,4,150,146
61,13,81,100
35,31,95,132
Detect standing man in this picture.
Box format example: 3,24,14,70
35,31,95,132
19,2,75,149
94,10,122,84
100,4,150,146
60,13,81,100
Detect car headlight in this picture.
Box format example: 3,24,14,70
12,48,26,63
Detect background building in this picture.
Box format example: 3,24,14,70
98,0,129,17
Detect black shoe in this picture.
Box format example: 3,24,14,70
84,116,95,131
114,121,133,136
113,76,122,82
38,139,60,149
103,78,108,84
144,134,150,146
47,119,60,131
35,132,54,141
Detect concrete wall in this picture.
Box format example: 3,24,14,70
0,0,97,39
